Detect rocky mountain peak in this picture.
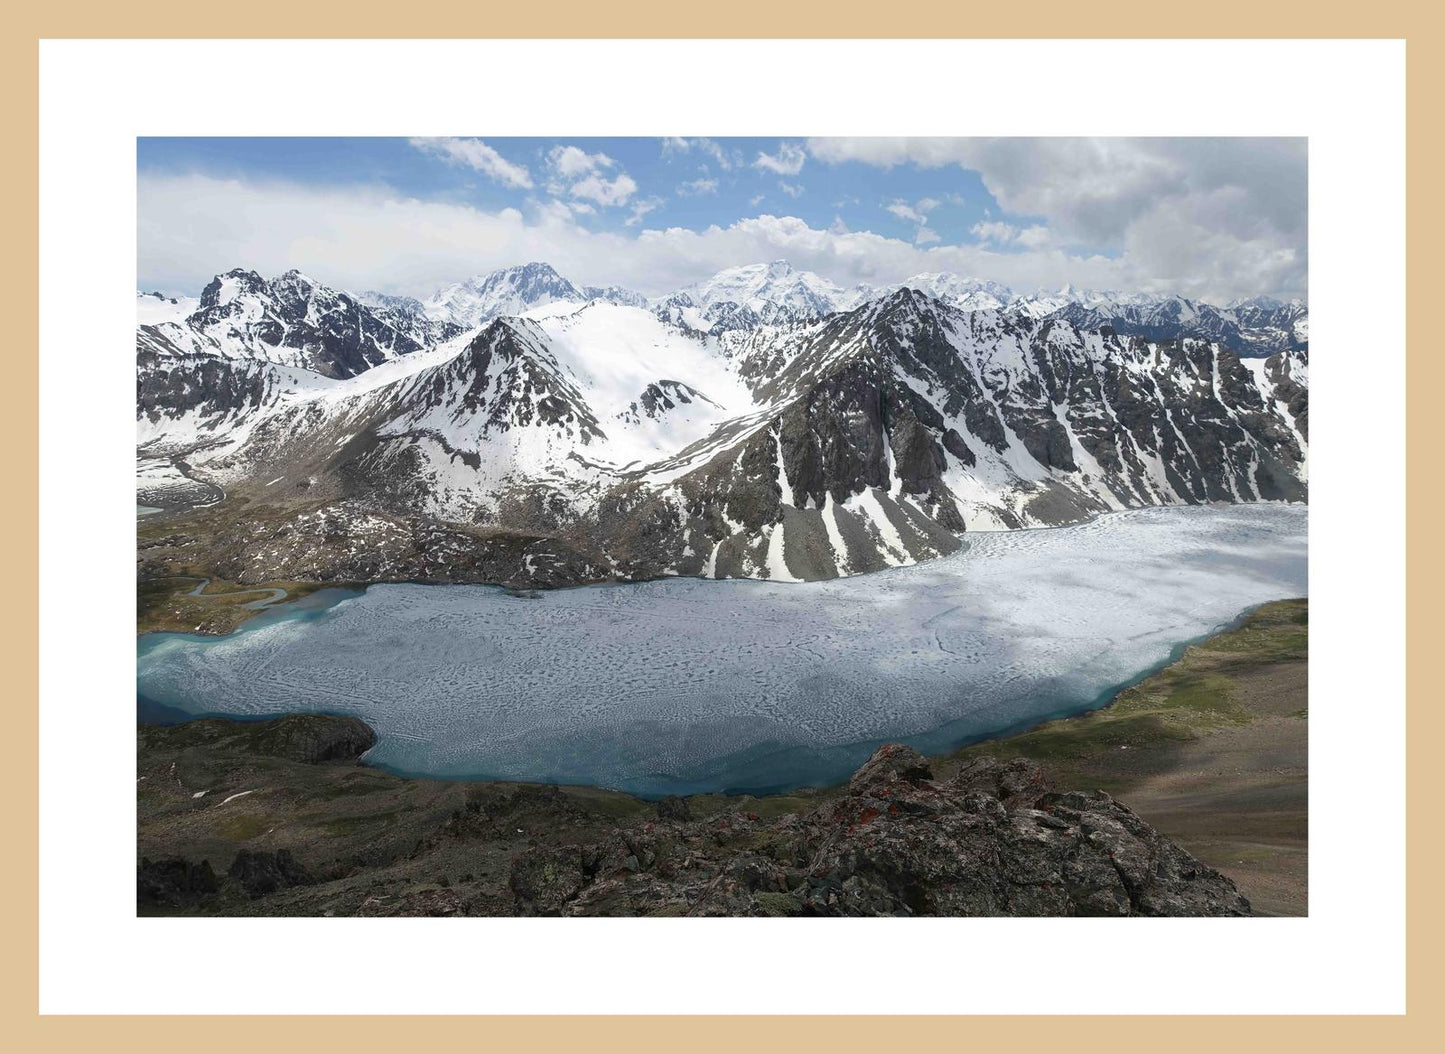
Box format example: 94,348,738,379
198,268,269,311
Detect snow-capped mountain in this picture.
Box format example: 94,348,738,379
421,262,650,329
356,290,429,315
665,260,868,332
423,262,587,328
644,264,1308,354
582,284,650,309
138,267,1308,590
153,268,463,379
877,273,1014,312
136,290,199,326
1047,295,1308,355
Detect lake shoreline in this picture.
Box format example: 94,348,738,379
137,599,1305,916
136,596,1289,797
137,498,1308,638
137,504,1308,798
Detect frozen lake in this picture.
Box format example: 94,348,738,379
137,504,1307,796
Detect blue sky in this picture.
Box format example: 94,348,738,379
136,137,1306,302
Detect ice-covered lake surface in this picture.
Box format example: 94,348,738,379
137,504,1307,797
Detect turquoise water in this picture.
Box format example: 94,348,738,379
137,504,1307,797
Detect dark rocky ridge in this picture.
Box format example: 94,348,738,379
187,268,461,379
137,718,1249,917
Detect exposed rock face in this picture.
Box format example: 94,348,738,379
509,746,1251,918
137,716,1252,918
136,327,278,428
247,714,378,764
137,856,219,907
186,268,460,379
228,849,313,897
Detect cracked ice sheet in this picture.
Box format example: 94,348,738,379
137,504,1307,797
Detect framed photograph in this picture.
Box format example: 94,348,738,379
13,11,1429,1046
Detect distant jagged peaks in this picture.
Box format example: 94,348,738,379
423,262,585,328
677,259,862,319
147,259,1308,372
137,260,1310,589
166,268,462,380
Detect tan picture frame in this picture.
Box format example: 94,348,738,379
6,4,1433,1045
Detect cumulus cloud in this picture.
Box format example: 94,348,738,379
677,177,719,196
753,141,807,176
971,220,1017,244
624,196,663,227
543,144,637,208
972,220,1052,250
139,134,1307,305
662,137,738,170
548,144,613,178
889,198,944,247
809,136,1307,298
778,181,804,199
1015,225,1052,248
885,200,925,224
139,172,1158,300
569,172,638,207
408,137,533,189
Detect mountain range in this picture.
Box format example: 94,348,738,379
137,261,1309,588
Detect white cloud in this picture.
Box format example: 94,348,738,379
533,199,577,225
407,137,533,189
662,137,738,170
972,221,1054,250
971,220,1017,244
890,198,947,248
809,136,1307,297
541,145,637,208
677,177,719,196
548,145,613,178
569,172,638,207
885,200,925,224
778,181,804,199
749,194,765,207
624,196,663,227
753,141,807,176
138,169,1300,303
1015,225,1052,248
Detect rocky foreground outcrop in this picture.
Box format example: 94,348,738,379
139,715,1249,916
508,744,1250,917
